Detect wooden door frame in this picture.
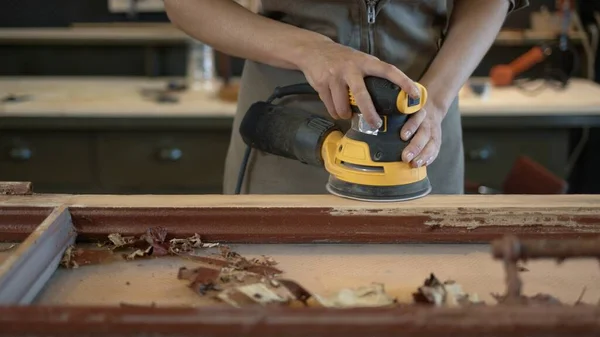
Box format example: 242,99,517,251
0,183,599,336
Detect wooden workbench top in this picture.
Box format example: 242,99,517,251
0,25,187,43
0,77,237,117
1,193,599,209
0,26,583,45
1,76,600,118
459,77,600,116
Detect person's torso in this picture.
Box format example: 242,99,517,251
258,0,450,79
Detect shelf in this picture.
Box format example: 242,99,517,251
0,26,584,46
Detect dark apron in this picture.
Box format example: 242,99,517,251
223,0,527,195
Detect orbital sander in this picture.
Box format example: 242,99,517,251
235,76,430,202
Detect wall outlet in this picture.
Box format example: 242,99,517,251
108,0,165,13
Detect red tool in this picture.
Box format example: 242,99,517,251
490,46,551,86
490,0,575,87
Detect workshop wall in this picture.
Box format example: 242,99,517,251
0,0,558,78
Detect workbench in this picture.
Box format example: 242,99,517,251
0,189,599,335
1,76,600,194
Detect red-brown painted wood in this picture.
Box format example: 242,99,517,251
66,206,600,243
0,305,598,336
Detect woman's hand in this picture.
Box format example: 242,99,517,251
296,39,421,128
399,99,445,168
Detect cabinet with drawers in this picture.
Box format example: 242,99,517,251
0,118,233,194
0,115,581,194
0,131,96,192
462,128,570,190
96,130,231,193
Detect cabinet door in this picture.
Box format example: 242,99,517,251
0,131,95,192
463,129,569,190
97,131,231,193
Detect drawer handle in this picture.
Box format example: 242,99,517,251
9,147,32,161
468,146,493,161
157,147,183,162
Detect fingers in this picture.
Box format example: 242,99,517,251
412,138,440,168
402,120,430,164
404,122,442,168
365,59,420,98
330,80,352,119
345,72,382,128
316,87,340,120
400,108,426,141
304,48,418,125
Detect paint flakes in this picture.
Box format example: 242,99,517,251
492,292,563,306
413,273,482,307
218,283,296,308
107,233,136,248
101,228,221,261
313,283,396,308
59,245,114,269
0,244,16,252
124,246,153,260
170,233,220,254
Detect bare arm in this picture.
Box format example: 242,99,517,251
420,0,511,114
163,0,329,70
400,0,513,166
163,0,419,128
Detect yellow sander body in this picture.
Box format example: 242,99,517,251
237,76,431,202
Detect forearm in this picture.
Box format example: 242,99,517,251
163,0,330,70
420,0,510,114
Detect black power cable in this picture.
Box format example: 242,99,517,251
234,83,318,194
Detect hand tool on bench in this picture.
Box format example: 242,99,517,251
235,76,430,202
490,0,577,89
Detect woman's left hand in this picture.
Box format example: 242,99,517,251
399,99,446,168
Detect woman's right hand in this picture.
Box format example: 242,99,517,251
295,39,421,128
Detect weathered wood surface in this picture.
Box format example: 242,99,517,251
0,194,599,336
0,194,599,209
1,77,600,117
1,194,600,243
0,305,599,337
0,182,32,195
34,243,600,307
0,206,75,304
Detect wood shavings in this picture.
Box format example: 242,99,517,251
251,255,278,266
177,266,222,295
59,245,114,269
215,246,282,276
124,246,153,260
60,246,77,269
107,233,135,248
491,292,563,305
0,244,16,252
313,283,396,308
101,228,221,261
177,248,302,307
140,227,170,256
217,283,296,308
169,233,219,254
277,279,312,305
180,255,229,267
413,273,482,307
